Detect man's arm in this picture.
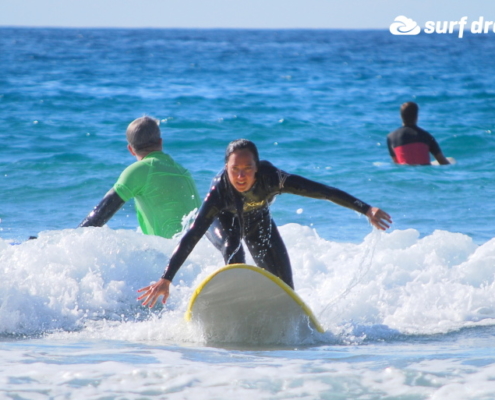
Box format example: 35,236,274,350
79,188,125,228
428,133,450,165
386,136,398,163
433,152,450,165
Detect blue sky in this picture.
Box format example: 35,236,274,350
1,0,493,29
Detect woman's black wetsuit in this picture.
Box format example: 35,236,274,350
161,161,371,289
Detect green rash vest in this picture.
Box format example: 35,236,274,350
113,151,201,239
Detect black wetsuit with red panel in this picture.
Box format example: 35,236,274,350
387,125,442,165
161,160,371,289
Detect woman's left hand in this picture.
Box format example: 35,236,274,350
366,207,392,230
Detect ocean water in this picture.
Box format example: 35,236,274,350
1,27,495,399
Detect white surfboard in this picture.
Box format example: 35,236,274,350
432,156,456,165
185,264,324,344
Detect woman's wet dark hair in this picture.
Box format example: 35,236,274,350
224,139,260,166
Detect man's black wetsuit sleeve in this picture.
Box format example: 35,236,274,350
281,174,371,215
426,132,442,156
386,136,396,158
161,188,222,282
78,188,125,228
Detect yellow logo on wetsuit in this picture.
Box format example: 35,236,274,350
243,200,266,212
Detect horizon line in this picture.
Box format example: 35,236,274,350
0,25,390,31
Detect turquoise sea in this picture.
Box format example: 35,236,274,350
1,28,495,399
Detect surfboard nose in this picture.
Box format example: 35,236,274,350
185,264,324,344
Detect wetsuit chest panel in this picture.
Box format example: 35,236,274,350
394,142,431,165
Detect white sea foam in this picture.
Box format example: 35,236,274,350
1,224,494,344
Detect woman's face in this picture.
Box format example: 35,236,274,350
226,149,258,192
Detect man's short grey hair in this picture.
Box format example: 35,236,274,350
126,116,161,152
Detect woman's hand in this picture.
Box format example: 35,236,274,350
137,278,171,308
366,207,392,230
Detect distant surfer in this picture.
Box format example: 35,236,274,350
138,139,392,308
387,102,450,166
79,116,201,238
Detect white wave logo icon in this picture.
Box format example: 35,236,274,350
390,16,421,35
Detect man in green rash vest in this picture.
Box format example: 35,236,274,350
79,116,201,238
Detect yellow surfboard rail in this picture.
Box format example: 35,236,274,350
185,263,324,333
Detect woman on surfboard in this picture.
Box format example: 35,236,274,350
138,139,392,308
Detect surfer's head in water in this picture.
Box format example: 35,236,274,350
400,101,419,127
225,139,259,193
